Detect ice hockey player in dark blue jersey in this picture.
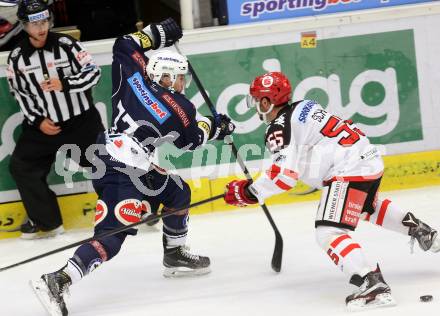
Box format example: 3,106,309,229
30,18,235,316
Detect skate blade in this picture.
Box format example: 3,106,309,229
30,279,63,316
347,293,396,312
163,266,211,278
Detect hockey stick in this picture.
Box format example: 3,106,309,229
175,43,283,272
0,193,224,272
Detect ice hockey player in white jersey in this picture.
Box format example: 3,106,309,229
224,71,440,311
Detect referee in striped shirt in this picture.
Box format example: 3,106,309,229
5,0,104,239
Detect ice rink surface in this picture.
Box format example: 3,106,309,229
1,186,440,316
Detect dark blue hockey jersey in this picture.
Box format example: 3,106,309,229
107,31,207,159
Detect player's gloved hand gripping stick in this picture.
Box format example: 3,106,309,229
174,43,283,273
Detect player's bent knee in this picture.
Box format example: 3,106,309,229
315,225,351,250
96,233,127,261
164,180,191,213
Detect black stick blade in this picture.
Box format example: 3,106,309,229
271,231,283,272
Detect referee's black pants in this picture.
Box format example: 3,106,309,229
9,107,104,230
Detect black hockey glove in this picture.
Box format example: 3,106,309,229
209,114,235,141
150,18,183,49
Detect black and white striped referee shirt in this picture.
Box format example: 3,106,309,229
5,32,101,127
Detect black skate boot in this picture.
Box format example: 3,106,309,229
402,212,440,252
21,219,64,240
163,236,211,278
346,265,396,312
30,267,72,316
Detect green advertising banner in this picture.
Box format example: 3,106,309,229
0,29,422,197
162,29,422,170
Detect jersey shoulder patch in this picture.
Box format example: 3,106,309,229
58,36,74,47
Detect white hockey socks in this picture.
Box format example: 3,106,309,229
363,198,409,235
64,259,83,284
316,226,372,278
163,232,187,249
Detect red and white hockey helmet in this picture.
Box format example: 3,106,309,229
247,72,292,117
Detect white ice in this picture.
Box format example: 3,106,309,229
1,186,440,316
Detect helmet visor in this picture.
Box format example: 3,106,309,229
246,95,260,109
184,73,192,88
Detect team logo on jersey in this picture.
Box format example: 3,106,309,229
162,93,190,127
261,75,274,87
94,200,108,226
114,199,145,226
128,72,171,124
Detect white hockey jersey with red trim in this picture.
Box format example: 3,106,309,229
249,100,384,203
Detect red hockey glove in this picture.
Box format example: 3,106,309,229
224,180,258,207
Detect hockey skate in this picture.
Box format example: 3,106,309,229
20,220,64,240
402,212,440,252
346,265,396,312
163,245,211,278
30,268,71,316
